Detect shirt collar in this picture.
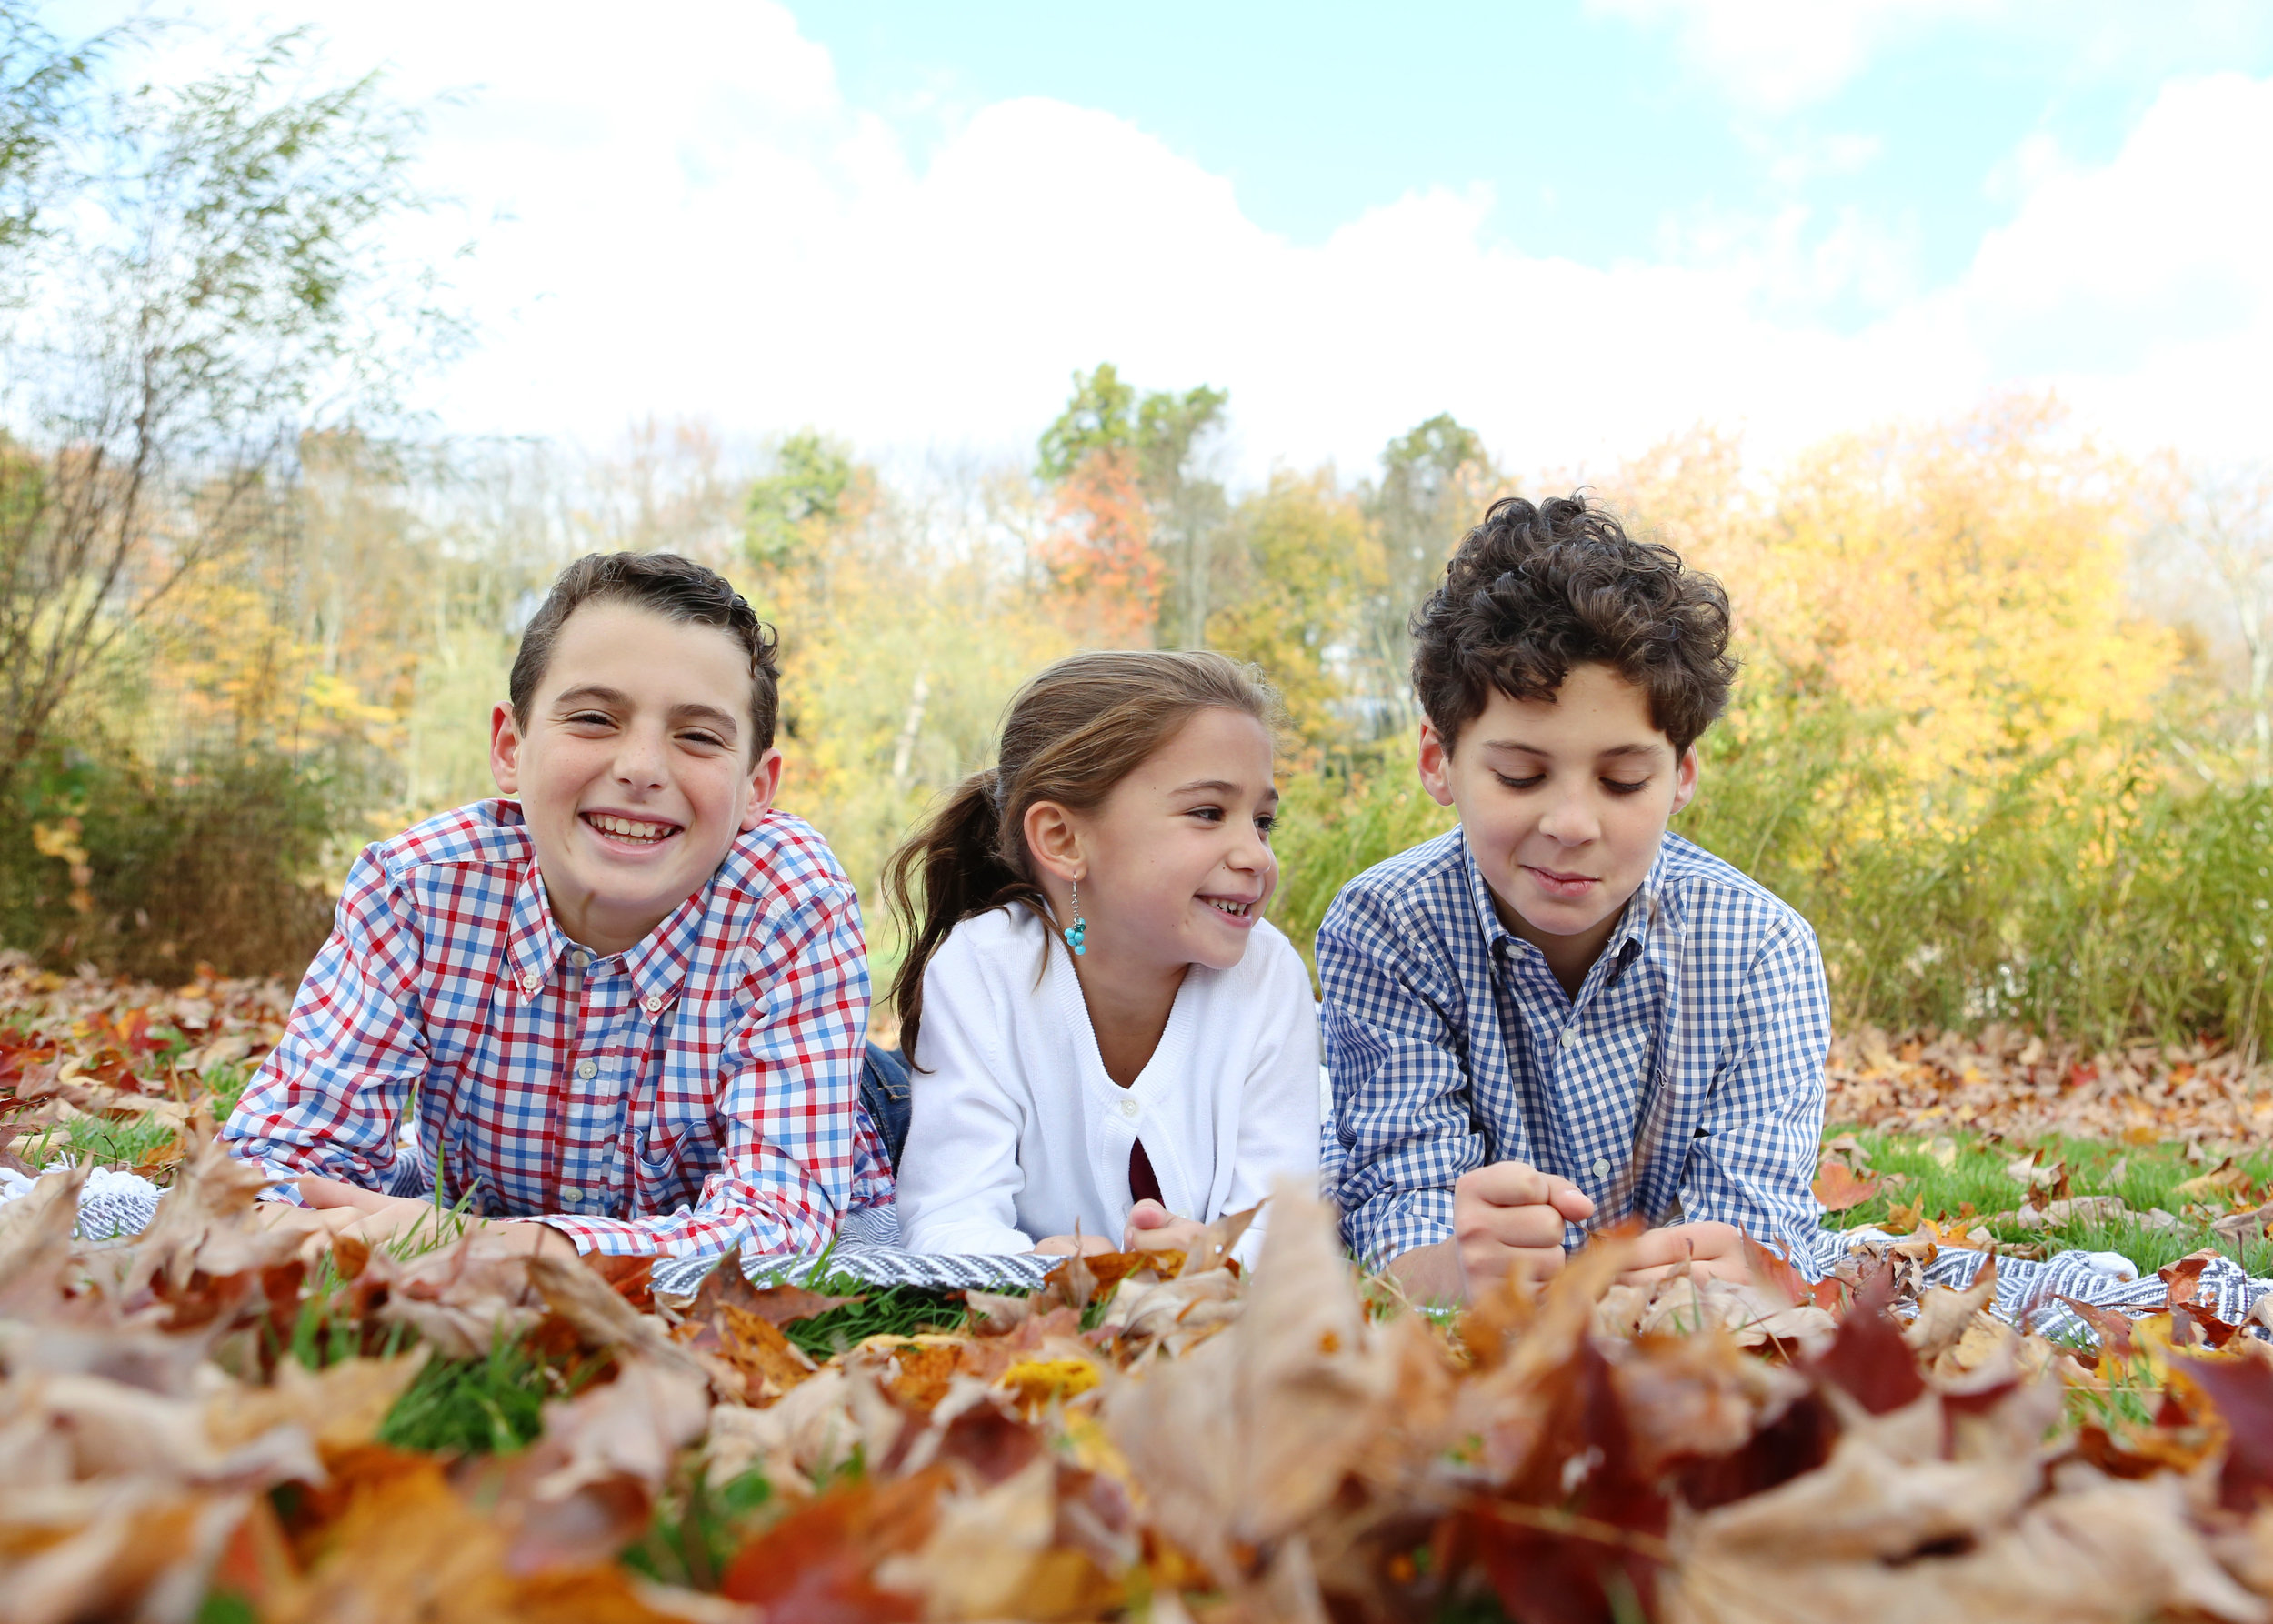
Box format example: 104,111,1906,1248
1463,829,1671,984
501,815,706,1012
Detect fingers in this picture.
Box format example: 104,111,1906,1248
1126,1199,1171,1229
1456,1198,1574,1252
296,1175,395,1212
1458,1160,1597,1221
1550,1185,1598,1221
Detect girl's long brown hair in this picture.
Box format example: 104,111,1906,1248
884,649,1279,1066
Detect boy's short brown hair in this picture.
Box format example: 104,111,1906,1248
509,552,782,754
1411,494,1736,755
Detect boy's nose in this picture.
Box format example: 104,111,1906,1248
613,728,668,787
1537,790,1599,845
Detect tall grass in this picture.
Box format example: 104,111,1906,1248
1267,687,2273,1051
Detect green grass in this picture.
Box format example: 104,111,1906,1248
1820,1125,2273,1278
769,1278,969,1361
623,1468,775,1591
375,1334,597,1456
16,1110,183,1172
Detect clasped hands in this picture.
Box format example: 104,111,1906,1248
1032,1198,1206,1258
254,1175,581,1266
1447,1158,1751,1296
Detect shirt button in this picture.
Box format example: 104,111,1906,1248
644,995,664,1014
1592,1158,1611,1178
522,971,541,992
576,1059,598,1080
562,1187,586,1206
571,948,591,968
1118,1097,1140,1119
1559,1027,1579,1046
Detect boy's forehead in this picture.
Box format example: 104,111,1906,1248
1477,665,1671,752
543,601,749,699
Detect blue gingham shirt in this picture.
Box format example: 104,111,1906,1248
1319,828,1829,1271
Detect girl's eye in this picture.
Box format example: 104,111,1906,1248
1255,814,1277,837
1188,806,1225,823
1492,772,1545,790
1603,778,1650,796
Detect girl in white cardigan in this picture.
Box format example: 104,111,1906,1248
885,650,1320,1261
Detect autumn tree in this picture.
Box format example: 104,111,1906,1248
1036,363,1227,648
2163,465,2273,779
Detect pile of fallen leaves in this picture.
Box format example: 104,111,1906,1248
5,1139,2273,1623
7,961,2273,1620
1827,1026,2273,1148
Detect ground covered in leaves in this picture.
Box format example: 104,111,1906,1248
5,960,2273,1623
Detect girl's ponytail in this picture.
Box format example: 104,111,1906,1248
884,650,1281,1065
884,767,1041,1065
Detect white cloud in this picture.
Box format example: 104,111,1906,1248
1586,0,1976,111
45,3,2273,482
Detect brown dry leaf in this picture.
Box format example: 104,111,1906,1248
1670,1470,2267,1624
0,1161,90,1308
678,1246,856,1327
1903,1256,1998,1364
1809,1160,1881,1212
529,1358,713,1500
1176,1201,1263,1278
204,1348,432,1456
0,1479,255,1624
369,1236,547,1359
2176,1157,2254,1199
963,1290,1032,1336
1106,1179,1427,1576
527,1253,720,1389
874,1453,1122,1622
703,1364,906,1495
123,1138,300,1299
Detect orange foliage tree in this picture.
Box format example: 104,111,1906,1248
1038,446,1161,648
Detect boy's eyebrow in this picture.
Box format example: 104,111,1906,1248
1482,738,1664,760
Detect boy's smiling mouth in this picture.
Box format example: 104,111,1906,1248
1203,895,1260,921
581,809,682,847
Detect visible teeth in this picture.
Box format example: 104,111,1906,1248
589,814,673,840
1210,899,1251,917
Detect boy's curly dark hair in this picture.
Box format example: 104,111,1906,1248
1410,494,1737,755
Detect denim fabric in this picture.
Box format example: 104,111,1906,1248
861,1043,912,1172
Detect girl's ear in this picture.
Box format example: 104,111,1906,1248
489,703,523,794
1023,799,1084,883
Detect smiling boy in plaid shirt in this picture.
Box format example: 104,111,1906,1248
1319,496,1830,1303
224,552,891,1263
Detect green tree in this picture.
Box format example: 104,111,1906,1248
1359,413,1493,733
745,429,859,571
1036,362,1138,483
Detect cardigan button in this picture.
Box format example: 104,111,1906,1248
1117,1097,1140,1119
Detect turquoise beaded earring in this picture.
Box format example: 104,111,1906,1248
1062,881,1087,957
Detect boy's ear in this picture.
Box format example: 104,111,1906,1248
741,747,785,831
1669,745,1700,817
489,703,523,795
1022,800,1084,884
1417,721,1459,809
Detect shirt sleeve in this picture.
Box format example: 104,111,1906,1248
544,886,872,1259
893,943,1037,1256
1318,883,1488,1269
220,847,426,1201
1677,913,1831,1267
1220,940,1325,1267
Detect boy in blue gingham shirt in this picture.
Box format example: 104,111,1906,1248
1319,496,1829,1302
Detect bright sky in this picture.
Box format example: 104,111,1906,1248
44,0,2273,480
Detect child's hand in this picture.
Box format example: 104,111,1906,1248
1452,1159,1597,1292
1122,1199,1207,1256
1031,1232,1117,1258
1614,1220,1752,1286
293,1175,466,1259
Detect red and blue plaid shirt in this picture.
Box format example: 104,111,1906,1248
223,799,894,1258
